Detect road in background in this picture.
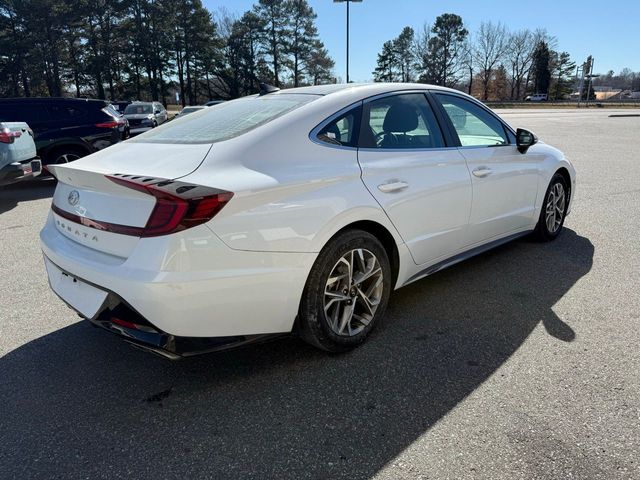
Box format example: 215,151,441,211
1,109,638,479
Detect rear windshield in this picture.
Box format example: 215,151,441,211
130,94,317,144
125,104,153,115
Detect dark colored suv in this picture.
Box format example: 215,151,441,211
0,98,125,165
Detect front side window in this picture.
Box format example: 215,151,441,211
435,94,508,147
359,93,444,149
316,106,361,147
131,94,317,144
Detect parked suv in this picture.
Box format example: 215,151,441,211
123,101,168,135
0,98,125,165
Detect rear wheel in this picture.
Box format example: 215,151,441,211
534,173,568,241
298,230,391,352
48,146,88,165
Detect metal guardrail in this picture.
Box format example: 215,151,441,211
485,99,640,108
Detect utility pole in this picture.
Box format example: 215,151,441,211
333,0,363,83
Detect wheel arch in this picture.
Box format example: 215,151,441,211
324,219,401,289
555,166,572,202
41,141,92,165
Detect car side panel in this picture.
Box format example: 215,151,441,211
459,144,541,246
183,132,404,254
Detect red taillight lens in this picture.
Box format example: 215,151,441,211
52,176,233,237
106,174,233,237
0,128,22,144
95,121,120,129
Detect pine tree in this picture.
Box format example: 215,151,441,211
551,51,575,100
306,40,334,85
372,40,398,82
393,26,415,82
419,13,468,87
254,0,290,87
530,41,551,95
287,0,317,87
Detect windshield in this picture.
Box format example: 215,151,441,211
124,104,153,115
130,94,317,144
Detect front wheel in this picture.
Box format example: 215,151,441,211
534,173,569,241
297,230,391,352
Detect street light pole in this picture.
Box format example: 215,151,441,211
334,0,362,83
346,0,349,83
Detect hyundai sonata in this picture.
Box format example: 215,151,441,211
41,83,575,358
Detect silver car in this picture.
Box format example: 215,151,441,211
123,102,168,135
0,122,41,186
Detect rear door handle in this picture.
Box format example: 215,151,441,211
472,167,493,178
377,181,409,193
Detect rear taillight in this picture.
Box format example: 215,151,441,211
95,120,120,129
0,127,22,144
52,175,232,238
107,174,233,237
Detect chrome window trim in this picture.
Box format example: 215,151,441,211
308,87,517,153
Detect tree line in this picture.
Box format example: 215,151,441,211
0,0,335,105
373,14,639,101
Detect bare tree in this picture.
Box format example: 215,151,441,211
459,37,474,94
412,22,431,68
473,21,508,100
506,29,534,100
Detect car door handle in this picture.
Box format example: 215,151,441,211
472,167,493,178
378,181,409,193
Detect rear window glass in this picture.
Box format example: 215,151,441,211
125,104,153,115
130,94,317,144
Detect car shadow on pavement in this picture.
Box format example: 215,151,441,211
0,229,593,479
0,179,55,214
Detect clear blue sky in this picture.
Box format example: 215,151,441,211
203,0,640,82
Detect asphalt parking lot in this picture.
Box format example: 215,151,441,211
1,109,639,479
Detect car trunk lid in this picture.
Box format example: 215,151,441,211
47,142,213,257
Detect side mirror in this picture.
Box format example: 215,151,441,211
154,109,161,114
516,128,538,154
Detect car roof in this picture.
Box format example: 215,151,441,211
0,97,107,105
273,82,458,97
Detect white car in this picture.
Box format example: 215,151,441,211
173,105,206,119
525,93,549,102
41,83,575,358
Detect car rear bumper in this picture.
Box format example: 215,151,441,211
40,212,314,341
0,157,41,185
43,261,281,359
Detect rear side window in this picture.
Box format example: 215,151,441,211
47,104,87,121
316,106,361,147
131,94,317,144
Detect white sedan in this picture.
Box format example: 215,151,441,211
41,83,575,358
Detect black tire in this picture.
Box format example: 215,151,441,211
297,229,392,352
47,145,88,165
534,173,569,241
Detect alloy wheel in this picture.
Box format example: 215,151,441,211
545,182,566,233
56,153,81,164
324,248,384,337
